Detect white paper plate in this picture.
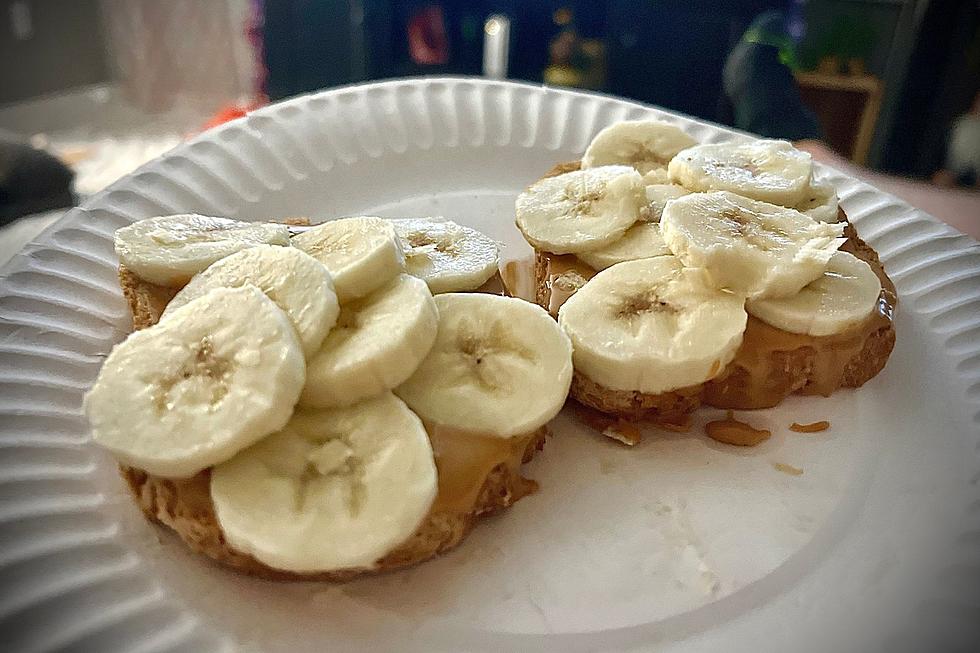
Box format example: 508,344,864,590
1,78,978,653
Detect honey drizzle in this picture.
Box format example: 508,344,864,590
543,255,594,317
474,272,508,296
705,298,892,408
789,420,830,433
530,240,896,408
131,266,541,524
499,260,537,302
705,411,771,446
423,422,538,514
506,252,594,317
704,206,897,411
158,424,540,537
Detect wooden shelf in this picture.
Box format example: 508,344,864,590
795,71,882,94
795,71,884,166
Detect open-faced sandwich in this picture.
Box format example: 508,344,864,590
84,117,898,580
514,120,896,439
86,214,572,579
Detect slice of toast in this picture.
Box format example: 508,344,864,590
114,223,546,581
530,162,897,423
119,433,543,581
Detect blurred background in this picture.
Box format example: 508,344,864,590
1,0,978,263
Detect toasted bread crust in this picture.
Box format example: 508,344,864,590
115,222,547,581
569,370,701,423
700,320,896,409
532,162,897,424
120,430,544,581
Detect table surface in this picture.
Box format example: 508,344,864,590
798,140,980,240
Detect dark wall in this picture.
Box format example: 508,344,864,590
880,0,980,176
606,0,789,123
263,0,598,97
263,0,784,125
0,0,110,105
263,0,359,100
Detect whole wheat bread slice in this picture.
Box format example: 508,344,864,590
113,219,546,581
531,162,897,424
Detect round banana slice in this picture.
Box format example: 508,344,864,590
582,120,697,177
396,293,573,438
747,250,882,336
577,222,671,271
660,191,846,299
164,245,339,358
796,177,841,223
291,216,405,301
515,165,646,254
390,218,499,293
644,183,692,222
668,139,814,206
84,286,306,478
114,215,290,287
211,393,437,573
557,256,747,395
300,274,438,408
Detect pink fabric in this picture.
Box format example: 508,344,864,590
797,141,980,240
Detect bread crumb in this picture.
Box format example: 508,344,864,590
572,402,643,445
773,462,804,476
603,420,642,446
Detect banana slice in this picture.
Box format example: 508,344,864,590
644,183,692,222
583,120,697,177
301,274,438,408
515,165,646,254
796,177,841,223
577,222,671,271
291,216,405,301
84,286,306,478
164,245,339,358
668,139,814,206
390,218,499,293
660,191,846,299
396,293,572,438
557,256,747,394
114,215,290,287
747,251,882,336
211,393,437,573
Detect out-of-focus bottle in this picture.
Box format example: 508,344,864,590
542,7,606,90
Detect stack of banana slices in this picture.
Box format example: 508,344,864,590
516,120,892,425
88,213,572,577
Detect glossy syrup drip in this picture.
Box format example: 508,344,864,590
527,243,895,410
500,253,593,316
705,411,771,446
789,420,830,433
474,272,508,296
499,259,537,302
542,255,594,317
423,422,539,514
705,295,893,408
703,226,897,408
129,270,539,541
137,423,540,539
